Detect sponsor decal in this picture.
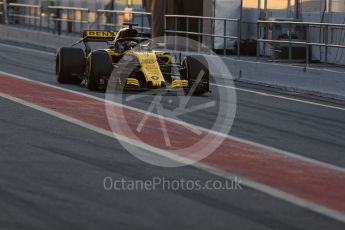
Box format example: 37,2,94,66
85,31,116,38
141,59,157,65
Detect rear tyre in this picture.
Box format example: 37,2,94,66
56,48,85,84
181,55,210,96
86,51,113,91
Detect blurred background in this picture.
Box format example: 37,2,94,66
1,0,344,65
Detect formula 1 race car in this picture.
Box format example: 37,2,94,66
55,23,210,95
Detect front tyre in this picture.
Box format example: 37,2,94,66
181,55,210,96
86,51,113,91
56,48,85,84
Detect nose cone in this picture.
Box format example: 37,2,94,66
151,76,160,81
148,76,165,88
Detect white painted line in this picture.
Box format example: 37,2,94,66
196,163,345,223
0,42,56,56
0,91,344,223
1,70,345,174
211,83,345,112
0,92,197,166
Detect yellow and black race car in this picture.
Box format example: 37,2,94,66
56,23,210,95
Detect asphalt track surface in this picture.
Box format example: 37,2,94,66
0,41,345,229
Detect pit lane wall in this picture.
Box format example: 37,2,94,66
1,24,345,100
0,25,80,50
220,57,345,100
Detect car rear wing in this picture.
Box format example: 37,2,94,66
82,30,117,42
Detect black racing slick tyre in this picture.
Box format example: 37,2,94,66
56,48,85,84
181,55,210,96
86,51,113,91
